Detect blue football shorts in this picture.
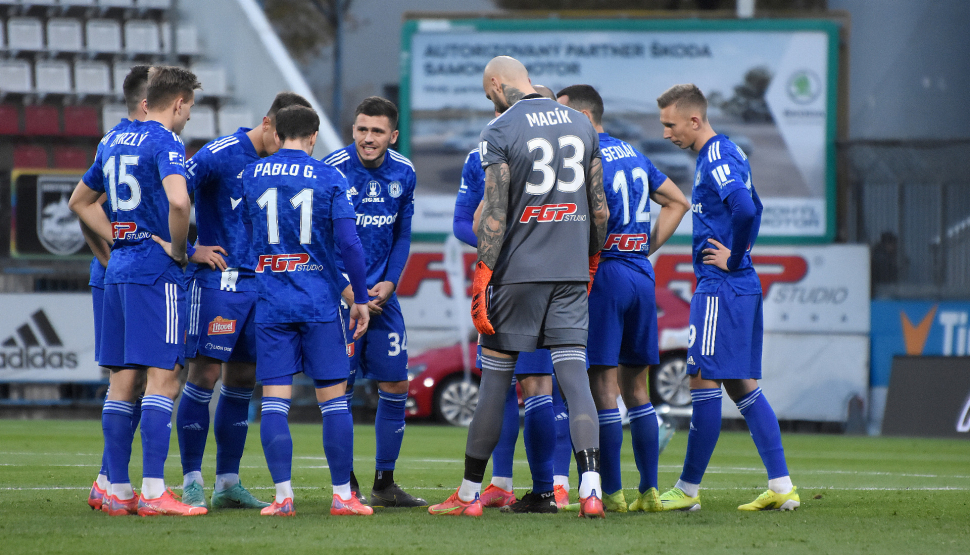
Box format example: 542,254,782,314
256,319,350,384
686,283,763,380
99,280,185,371
184,281,257,363
343,294,408,386
92,285,104,364
587,258,660,368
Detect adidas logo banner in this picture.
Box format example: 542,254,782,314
0,295,100,381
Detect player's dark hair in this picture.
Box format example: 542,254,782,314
656,84,708,120
146,66,202,110
354,96,398,130
122,65,150,116
266,92,312,120
556,84,604,125
275,105,320,142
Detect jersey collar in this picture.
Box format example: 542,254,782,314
276,148,310,158
698,134,727,159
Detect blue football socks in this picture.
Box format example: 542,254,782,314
215,385,253,477
102,400,134,485
176,382,212,476
375,390,407,472
140,395,175,480
736,387,789,480
492,381,520,480
680,388,723,486
551,379,572,480
628,403,660,493
524,394,555,494
320,396,353,488
260,397,292,484
598,408,623,495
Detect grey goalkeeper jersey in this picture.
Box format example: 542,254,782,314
479,96,601,285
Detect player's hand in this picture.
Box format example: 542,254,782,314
702,238,730,271
587,252,601,295
189,244,228,271
151,235,188,267
349,302,370,341
368,281,396,307
471,261,495,335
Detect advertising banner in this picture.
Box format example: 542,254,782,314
882,357,970,439
11,170,93,259
0,294,101,382
401,18,839,242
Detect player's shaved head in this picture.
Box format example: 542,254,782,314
122,65,150,117
482,56,537,112
657,83,708,121
534,84,555,100
556,84,604,125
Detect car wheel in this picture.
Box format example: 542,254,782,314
434,375,480,427
651,355,691,407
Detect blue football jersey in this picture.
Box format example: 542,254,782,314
85,119,188,286
186,128,259,292
322,145,416,287
691,134,763,293
83,118,130,288
243,149,356,324
599,133,667,277
456,148,484,210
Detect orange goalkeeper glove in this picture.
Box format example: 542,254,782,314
587,252,601,295
471,260,495,335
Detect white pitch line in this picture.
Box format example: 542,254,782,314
3,485,970,492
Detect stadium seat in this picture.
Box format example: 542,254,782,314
23,104,60,135
0,60,32,94
53,145,90,169
124,20,160,54
46,18,84,53
180,104,215,142
35,60,72,95
86,19,123,54
217,106,254,137
63,105,100,137
0,104,20,134
74,60,111,96
0,19,5,52
61,1,98,6
7,17,44,52
159,22,200,56
139,0,173,9
101,103,128,133
191,63,228,98
13,144,49,168
99,0,134,8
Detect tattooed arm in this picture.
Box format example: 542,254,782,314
477,162,511,269
586,155,609,256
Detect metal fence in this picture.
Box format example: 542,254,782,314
841,139,970,299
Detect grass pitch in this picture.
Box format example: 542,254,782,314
0,419,968,554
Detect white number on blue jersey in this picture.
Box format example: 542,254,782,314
388,331,406,357
525,136,586,195
257,188,314,245
105,155,142,211
611,167,651,226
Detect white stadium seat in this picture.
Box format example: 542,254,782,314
138,0,172,9
191,63,227,98
47,18,84,52
102,103,129,132
35,60,72,94
217,106,254,137
124,20,160,54
74,60,111,95
160,21,200,56
181,104,215,142
112,60,140,95
86,19,123,53
0,59,32,94
7,17,44,51
0,20,5,51
99,0,134,7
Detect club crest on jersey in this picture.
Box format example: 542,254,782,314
363,180,384,203
604,233,648,252
519,203,584,223
207,316,236,336
388,181,402,198
255,253,310,273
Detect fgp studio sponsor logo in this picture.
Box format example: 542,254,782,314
207,316,236,336
37,176,86,255
255,253,311,273
0,310,78,369
519,203,582,223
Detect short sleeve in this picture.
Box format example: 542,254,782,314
155,133,187,181
82,156,106,193
400,170,416,219
329,169,356,221
456,150,484,208
641,155,668,194
184,147,211,194
479,123,508,168
709,153,749,202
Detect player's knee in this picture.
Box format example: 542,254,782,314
377,380,408,395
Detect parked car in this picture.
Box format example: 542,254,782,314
406,286,692,426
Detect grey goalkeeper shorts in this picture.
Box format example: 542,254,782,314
478,282,588,353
